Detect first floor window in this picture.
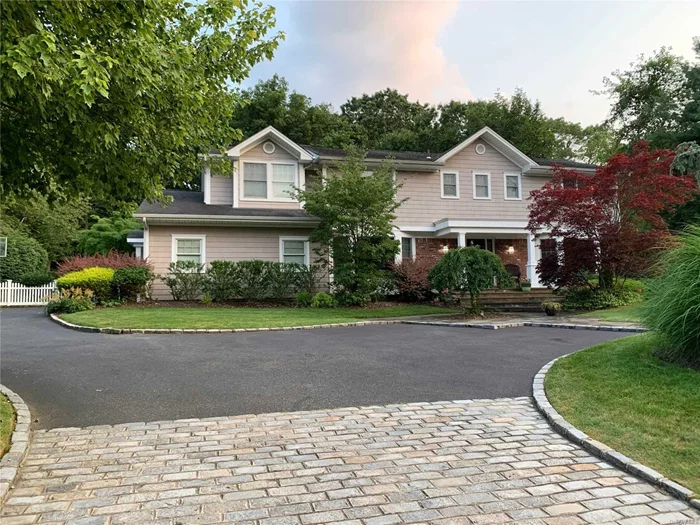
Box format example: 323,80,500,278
243,162,267,198
474,173,490,198
272,164,296,198
281,238,308,265
401,238,413,259
505,174,521,199
442,172,458,198
174,237,204,264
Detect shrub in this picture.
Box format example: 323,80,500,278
390,258,434,301
562,286,643,310
56,250,152,276
112,267,152,300
0,231,49,282
268,262,305,299
520,279,532,288
643,225,700,367
295,291,313,307
541,301,562,316
296,264,322,295
56,267,115,302
18,271,55,287
429,247,511,312
311,292,336,308
205,260,240,301
160,261,206,301
236,260,272,300
45,287,95,314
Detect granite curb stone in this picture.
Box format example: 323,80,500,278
532,353,698,509
0,383,32,504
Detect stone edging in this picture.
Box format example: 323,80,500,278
50,313,402,334
0,384,31,505
532,354,699,509
51,313,646,334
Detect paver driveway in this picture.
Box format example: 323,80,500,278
1,309,627,429
3,398,697,525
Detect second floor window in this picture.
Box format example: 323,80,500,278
272,164,296,198
243,162,267,198
505,173,521,200
473,172,491,199
441,171,459,198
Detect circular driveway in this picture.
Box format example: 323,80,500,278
1,308,629,429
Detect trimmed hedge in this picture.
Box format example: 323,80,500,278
56,267,115,302
562,286,643,311
18,271,55,287
163,260,322,301
0,231,49,282
113,267,152,300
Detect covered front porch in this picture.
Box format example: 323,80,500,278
395,219,546,287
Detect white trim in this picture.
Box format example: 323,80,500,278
171,234,206,265
240,161,299,202
125,238,144,244
202,165,211,204
435,126,536,171
143,219,149,259
298,164,305,209
440,170,460,199
527,232,542,287
475,143,486,155
232,160,239,208
472,171,492,200
279,236,310,266
227,126,313,162
262,141,276,154
503,172,522,200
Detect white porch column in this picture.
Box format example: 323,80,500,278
456,232,466,248
527,233,542,287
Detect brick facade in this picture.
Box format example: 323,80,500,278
413,237,527,280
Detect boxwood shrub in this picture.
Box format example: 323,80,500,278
113,267,152,300
56,267,115,302
0,231,49,282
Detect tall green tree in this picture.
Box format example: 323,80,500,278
0,192,89,262
296,149,403,305
232,75,359,146
1,0,282,205
76,215,143,255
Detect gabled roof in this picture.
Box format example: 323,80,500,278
227,126,313,162
435,127,536,171
302,145,440,163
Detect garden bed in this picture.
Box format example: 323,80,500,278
60,304,458,330
545,334,700,494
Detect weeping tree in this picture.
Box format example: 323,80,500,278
429,247,511,312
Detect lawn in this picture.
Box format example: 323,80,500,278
546,334,700,494
61,305,457,329
576,303,644,323
0,393,15,458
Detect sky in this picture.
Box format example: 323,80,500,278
244,0,700,127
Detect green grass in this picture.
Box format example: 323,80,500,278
0,394,15,458
61,305,457,329
576,303,644,323
546,334,700,494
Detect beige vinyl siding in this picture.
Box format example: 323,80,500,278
238,142,301,210
148,225,318,299
395,139,548,226
210,174,233,205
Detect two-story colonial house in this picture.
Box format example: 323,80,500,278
129,126,596,299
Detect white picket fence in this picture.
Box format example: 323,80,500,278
0,280,56,306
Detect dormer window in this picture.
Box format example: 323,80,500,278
242,162,297,201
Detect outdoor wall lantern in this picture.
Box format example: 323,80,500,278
441,245,450,254
507,246,515,255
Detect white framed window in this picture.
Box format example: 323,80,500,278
400,237,415,260
243,162,268,198
171,235,206,264
473,172,491,199
441,171,459,199
504,172,522,200
279,237,309,265
242,161,297,201
272,163,296,198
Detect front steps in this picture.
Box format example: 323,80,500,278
479,288,561,312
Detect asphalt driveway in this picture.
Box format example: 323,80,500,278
1,308,629,429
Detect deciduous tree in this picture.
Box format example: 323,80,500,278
528,142,697,289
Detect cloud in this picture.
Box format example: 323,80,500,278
272,0,472,106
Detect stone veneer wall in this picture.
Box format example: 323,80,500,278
414,237,527,279
495,239,527,279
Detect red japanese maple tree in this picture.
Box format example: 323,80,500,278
527,142,697,289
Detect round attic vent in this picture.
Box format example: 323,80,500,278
475,143,486,155
262,141,276,154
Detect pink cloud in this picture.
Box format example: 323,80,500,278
286,1,472,105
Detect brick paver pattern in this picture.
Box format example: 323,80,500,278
2,397,698,525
